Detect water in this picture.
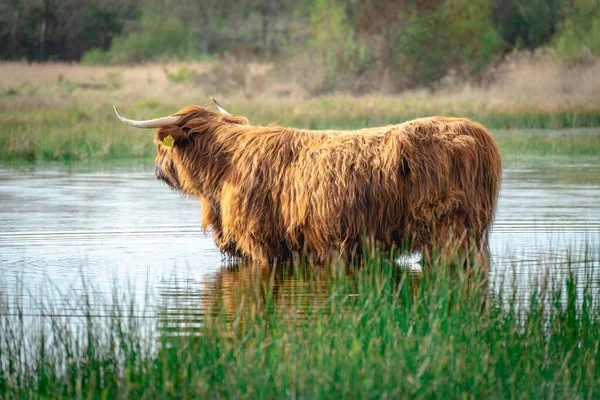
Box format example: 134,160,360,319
492,163,600,294
1,162,599,323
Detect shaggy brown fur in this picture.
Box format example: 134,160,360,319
152,106,502,268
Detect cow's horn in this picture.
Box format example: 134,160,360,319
113,106,181,128
211,96,231,115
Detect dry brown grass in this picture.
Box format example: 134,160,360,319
453,51,600,113
1,53,598,115
0,61,201,87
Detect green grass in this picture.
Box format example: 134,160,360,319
1,246,599,398
493,128,600,161
0,105,157,163
1,98,600,164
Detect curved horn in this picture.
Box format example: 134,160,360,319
113,106,182,129
211,96,231,115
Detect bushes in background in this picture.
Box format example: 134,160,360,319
3,0,600,92
554,0,600,61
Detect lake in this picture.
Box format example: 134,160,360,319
1,161,599,323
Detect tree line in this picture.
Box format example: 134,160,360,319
1,0,599,90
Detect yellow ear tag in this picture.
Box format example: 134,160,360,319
162,135,175,148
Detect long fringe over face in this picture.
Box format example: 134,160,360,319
153,106,502,266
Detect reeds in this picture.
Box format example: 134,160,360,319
1,245,599,398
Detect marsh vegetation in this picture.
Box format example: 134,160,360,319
1,158,599,398
1,49,599,397
1,247,600,398
1,59,600,164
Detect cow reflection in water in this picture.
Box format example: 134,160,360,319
157,260,424,338
158,262,334,338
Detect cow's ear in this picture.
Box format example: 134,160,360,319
160,134,175,149
157,127,188,147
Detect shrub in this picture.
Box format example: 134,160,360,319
163,66,194,83
393,0,502,88
83,11,202,64
80,48,110,65
554,0,600,61
492,0,563,50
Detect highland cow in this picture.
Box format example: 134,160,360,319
114,99,502,270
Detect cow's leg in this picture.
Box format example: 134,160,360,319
415,221,490,306
472,234,491,311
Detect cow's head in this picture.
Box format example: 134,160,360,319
114,98,245,194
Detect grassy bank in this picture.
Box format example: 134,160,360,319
2,101,600,164
1,246,599,398
1,60,599,164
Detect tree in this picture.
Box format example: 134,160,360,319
555,0,600,59
0,0,135,61
492,0,563,50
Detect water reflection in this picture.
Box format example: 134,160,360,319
155,247,600,338
157,261,335,337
